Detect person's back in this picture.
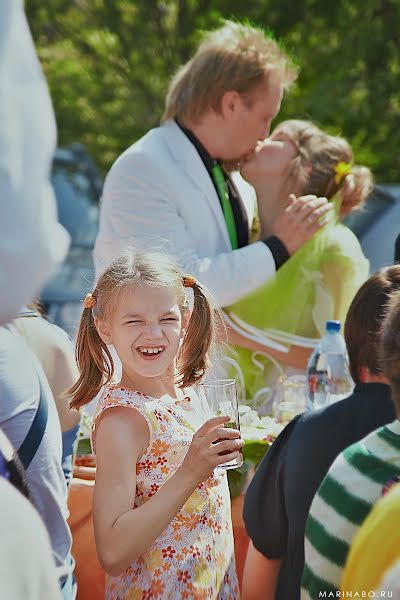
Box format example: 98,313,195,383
0,327,74,593
341,483,400,594
244,383,395,599
301,418,400,598
11,308,81,483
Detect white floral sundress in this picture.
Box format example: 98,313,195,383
92,384,239,600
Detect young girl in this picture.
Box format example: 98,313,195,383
225,120,371,406
68,251,243,599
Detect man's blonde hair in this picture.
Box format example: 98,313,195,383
162,20,298,124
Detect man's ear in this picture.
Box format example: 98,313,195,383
94,317,113,346
220,90,241,119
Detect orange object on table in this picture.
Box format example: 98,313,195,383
68,467,105,600
231,495,250,590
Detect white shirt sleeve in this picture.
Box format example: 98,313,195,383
0,1,69,325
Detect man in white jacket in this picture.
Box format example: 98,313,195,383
0,1,69,325
95,21,331,307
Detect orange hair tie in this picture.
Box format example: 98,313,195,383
83,292,97,309
183,275,196,288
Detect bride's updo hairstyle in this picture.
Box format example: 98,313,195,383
275,119,373,217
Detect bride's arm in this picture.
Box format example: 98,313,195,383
226,325,312,370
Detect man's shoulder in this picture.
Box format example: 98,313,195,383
282,395,362,464
114,120,187,164
104,121,196,189
113,125,168,165
285,405,340,447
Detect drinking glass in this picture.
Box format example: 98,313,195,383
273,374,307,423
200,379,243,469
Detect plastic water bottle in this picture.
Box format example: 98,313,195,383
307,341,330,409
307,320,354,409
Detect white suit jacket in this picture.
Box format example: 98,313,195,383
94,119,276,307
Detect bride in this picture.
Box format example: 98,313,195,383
225,119,371,409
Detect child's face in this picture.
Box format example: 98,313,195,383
97,283,186,381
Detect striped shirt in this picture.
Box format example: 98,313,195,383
301,419,400,599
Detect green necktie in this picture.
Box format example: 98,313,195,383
211,163,238,250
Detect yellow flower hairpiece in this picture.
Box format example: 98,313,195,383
334,161,352,185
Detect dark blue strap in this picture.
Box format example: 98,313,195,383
18,373,48,470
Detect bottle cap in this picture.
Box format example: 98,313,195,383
326,320,341,332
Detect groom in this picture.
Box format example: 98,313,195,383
94,20,331,307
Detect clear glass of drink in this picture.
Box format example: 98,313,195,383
274,374,308,422
200,379,243,470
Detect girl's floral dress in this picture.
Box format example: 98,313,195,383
92,384,239,600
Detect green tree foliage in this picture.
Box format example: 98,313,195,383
26,0,400,181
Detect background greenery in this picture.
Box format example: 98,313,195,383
26,0,400,181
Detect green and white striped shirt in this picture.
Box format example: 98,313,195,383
301,419,400,599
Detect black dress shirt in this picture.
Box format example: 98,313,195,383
176,121,289,268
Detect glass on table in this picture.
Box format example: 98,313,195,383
200,379,243,470
273,374,307,423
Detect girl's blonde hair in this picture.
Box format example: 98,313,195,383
274,119,373,216
68,251,218,410
162,20,298,125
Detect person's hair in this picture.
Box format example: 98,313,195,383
273,119,373,216
162,20,298,124
344,265,400,384
68,251,219,409
381,289,400,414
394,232,400,264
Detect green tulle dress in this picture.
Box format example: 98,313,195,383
224,206,369,408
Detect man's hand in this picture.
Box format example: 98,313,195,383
271,194,333,256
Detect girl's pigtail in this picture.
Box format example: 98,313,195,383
177,281,218,388
68,303,114,410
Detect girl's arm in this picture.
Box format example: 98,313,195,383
242,542,282,600
93,407,243,576
227,325,312,370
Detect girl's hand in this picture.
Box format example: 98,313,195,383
178,416,244,485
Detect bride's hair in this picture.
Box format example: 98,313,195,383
275,119,373,216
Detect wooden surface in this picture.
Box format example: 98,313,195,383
231,494,250,591
68,469,105,600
